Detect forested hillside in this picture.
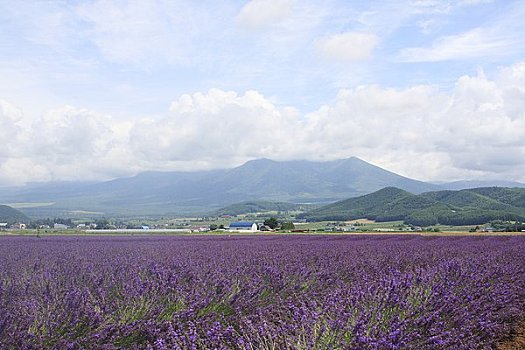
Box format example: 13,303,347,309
299,187,525,226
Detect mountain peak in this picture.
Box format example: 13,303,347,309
376,186,410,193
343,156,365,162
244,158,277,165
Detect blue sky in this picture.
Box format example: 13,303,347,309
1,0,525,185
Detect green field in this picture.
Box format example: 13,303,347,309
6,202,55,208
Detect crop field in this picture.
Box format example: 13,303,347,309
1,235,524,349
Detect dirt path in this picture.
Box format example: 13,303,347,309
497,320,525,350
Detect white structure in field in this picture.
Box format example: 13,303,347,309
229,222,258,231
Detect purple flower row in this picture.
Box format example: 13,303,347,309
0,235,524,349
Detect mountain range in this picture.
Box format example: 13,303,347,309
299,187,525,226
0,157,523,218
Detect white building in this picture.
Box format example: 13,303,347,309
229,222,258,231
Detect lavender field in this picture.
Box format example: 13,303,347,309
1,235,524,349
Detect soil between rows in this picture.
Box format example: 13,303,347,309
498,319,525,350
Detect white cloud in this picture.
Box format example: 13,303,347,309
0,158,51,186
434,68,525,176
315,32,379,62
398,1,525,63
459,0,494,5
236,0,296,31
0,103,135,185
1,61,525,185
316,62,525,181
0,100,23,123
0,100,23,158
29,106,116,159
74,0,198,66
410,0,494,15
398,27,519,62
129,88,302,169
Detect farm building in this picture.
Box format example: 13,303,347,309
229,222,258,231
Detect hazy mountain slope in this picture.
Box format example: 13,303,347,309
0,157,439,216
193,157,438,203
206,159,331,201
0,205,30,223
1,158,521,218
319,158,437,195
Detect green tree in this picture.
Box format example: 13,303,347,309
281,222,295,230
95,219,110,229
264,217,279,229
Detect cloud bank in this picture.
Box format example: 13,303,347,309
1,62,525,185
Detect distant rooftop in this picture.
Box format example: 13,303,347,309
229,221,256,228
